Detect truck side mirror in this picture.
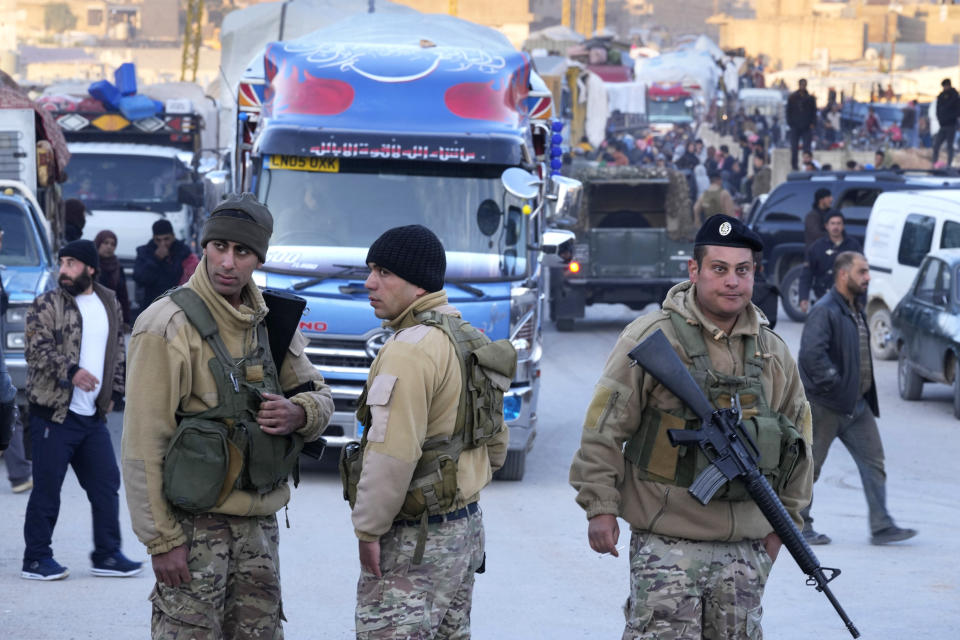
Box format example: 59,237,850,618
178,182,204,208
501,167,540,199
547,175,582,224
540,229,576,267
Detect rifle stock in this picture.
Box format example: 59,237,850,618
627,329,860,638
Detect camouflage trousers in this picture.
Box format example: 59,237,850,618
356,509,485,639
150,512,283,640
622,532,773,640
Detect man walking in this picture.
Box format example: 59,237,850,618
570,215,813,638
122,193,333,638
798,251,917,546
932,78,960,168
22,239,140,580
804,188,834,248
692,170,736,223
798,211,862,314
342,224,512,639
787,78,817,170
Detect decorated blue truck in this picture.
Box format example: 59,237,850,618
230,13,579,479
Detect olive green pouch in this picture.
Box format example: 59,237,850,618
163,418,231,513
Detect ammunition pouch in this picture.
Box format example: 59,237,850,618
163,417,238,512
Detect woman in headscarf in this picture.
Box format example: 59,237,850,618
94,230,132,328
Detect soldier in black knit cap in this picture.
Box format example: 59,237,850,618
345,224,511,637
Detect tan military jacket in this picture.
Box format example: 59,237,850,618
121,257,334,555
693,184,736,223
569,280,814,540
352,291,508,542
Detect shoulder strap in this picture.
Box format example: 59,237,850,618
168,288,236,371
668,312,711,374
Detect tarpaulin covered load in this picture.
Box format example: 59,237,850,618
0,87,70,180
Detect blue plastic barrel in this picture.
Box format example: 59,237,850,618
114,63,138,96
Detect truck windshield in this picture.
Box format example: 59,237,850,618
63,153,190,212
0,202,42,266
648,101,692,121
258,161,528,280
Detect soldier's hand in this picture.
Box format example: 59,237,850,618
258,392,306,435
588,514,620,556
799,299,809,314
359,539,382,578
152,544,191,587
71,368,99,392
763,531,782,564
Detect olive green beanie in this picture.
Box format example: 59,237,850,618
201,193,273,262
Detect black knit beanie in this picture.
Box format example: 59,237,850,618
366,225,446,292
59,239,99,272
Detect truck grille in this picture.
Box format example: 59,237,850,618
305,336,375,372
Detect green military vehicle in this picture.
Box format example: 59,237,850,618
548,164,696,330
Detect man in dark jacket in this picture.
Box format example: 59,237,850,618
933,78,960,167
798,211,861,314
804,188,833,248
787,79,817,170
132,219,195,312
798,251,917,546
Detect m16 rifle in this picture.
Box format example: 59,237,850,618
627,329,860,638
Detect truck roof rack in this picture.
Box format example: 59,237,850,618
50,110,200,152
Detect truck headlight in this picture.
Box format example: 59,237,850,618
510,286,537,362
6,306,26,324
503,395,522,422
6,332,25,350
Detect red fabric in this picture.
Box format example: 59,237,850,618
179,253,199,285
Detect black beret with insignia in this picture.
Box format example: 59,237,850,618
694,214,763,252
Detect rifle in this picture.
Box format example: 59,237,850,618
262,288,325,461
627,329,860,639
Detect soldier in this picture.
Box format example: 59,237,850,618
692,170,736,224
342,224,512,639
121,193,333,638
570,214,814,638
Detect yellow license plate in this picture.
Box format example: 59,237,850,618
269,155,339,172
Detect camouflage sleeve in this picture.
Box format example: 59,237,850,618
767,333,814,529
112,293,125,396
351,341,435,541
569,326,645,520
24,294,71,384
279,330,333,442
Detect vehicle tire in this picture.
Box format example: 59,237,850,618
779,265,809,322
556,317,575,332
868,307,897,361
898,349,923,401
494,449,525,481
953,360,960,420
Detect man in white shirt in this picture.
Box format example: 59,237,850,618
21,240,141,581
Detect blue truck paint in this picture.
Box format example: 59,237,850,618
234,13,557,480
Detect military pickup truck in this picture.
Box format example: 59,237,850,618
548,165,696,330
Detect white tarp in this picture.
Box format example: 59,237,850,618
634,49,719,103
604,81,646,116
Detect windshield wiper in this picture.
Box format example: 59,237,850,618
292,264,370,291
449,281,485,298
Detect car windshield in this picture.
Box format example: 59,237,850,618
258,161,529,280
0,201,42,266
648,101,691,120
63,153,190,212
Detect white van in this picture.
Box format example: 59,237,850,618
864,189,960,359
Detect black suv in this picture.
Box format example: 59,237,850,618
745,170,960,320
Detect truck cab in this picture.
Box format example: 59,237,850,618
233,13,578,480
0,184,57,397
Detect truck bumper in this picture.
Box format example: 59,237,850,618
558,276,684,308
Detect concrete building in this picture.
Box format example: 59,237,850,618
391,0,533,45
15,0,179,44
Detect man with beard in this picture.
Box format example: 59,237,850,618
21,239,141,580
798,252,917,546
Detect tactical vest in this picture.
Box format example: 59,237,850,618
340,309,516,560
162,288,303,513
623,313,805,501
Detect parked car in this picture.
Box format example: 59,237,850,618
864,189,960,359
746,170,960,322
891,249,960,418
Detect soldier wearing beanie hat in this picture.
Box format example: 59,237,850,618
570,214,813,637
348,225,509,636
122,192,332,635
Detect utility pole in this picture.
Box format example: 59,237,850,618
562,0,570,28
449,0,457,16
180,0,203,83
596,0,605,34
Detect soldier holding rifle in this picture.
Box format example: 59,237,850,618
570,214,814,638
